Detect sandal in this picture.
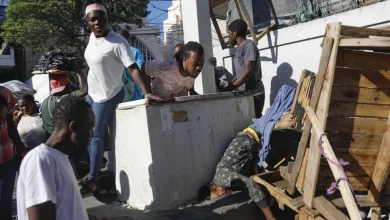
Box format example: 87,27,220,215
80,177,100,195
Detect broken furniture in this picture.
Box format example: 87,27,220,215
254,23,390,219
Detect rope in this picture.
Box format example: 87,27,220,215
317,133,366,218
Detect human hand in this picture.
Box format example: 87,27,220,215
64,57,80,72
145,94,163,101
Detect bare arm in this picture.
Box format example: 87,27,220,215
7,113,27,155
232,61,254,88
27,201,56,220
74,71,87,97
132,63,162,101
66,58,87,97
138,63,152,95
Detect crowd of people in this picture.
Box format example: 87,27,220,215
0,0,275,220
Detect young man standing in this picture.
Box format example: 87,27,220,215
141,41,204,100
17,96,95,220
222,19,265,118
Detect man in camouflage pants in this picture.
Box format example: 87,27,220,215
211,127,276,220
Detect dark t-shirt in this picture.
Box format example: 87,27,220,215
40,90,80,135
234,40,264,94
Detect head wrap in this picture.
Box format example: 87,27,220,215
85,3,107,16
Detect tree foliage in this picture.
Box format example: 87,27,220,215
1,0,150,52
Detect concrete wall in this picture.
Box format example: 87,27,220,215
212,0,390,112
115,95,255,210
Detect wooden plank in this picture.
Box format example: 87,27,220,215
333,67,390,89
325,117,387,134
291,71,306,114
303,23,341,208
287,37,334,195
256,24,274,41
368,112,390,202
305,106,362,219
233,0,243,20
267,0,279,26
210,5,226,49
251,175,301,213
371,207,381,220
313,196,349,220
331,86,390,105
234,0,257,45
296,148,309,194
339,38,390,50
327,133,383,150
341,25,390,38
328,101,390,119
319,161,376,177
336,49,390,71
331,195,378,208
292,70,316,129
210,0,226,8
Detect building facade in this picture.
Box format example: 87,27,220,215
163,0,184,60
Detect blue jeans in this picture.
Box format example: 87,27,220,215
0,156,18,220
86,88,124,178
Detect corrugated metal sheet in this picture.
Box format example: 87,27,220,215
212,0,385,26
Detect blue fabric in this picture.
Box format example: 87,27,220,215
123,47,145,101
86,88,124,177
252,85,296,166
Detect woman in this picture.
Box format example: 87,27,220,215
17,94,45,149
82,0,161,193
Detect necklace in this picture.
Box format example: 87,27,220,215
95,37,105,46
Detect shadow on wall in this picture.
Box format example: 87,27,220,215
144,164,157,211
270,63,298,105
118,170,130,202
260,30,278,64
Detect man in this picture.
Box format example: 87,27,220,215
0,86,28,220
41,60,87,138
222,19,265,118
40,60,89,180
117,29,144,102
210,57,235,92
141,41,204,100
210,125,276,220
17,96,95,220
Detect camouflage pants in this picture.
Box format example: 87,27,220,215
212,134,266,205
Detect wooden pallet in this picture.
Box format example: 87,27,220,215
259,23,390,220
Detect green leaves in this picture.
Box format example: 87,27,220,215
1,0,150,52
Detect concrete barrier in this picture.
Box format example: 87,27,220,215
114,94,256,210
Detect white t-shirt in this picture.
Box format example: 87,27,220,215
145,60,195,100
17,144,88,220
85,31,136,103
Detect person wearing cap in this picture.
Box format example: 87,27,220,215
82,0,162,194
40,69,87,138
